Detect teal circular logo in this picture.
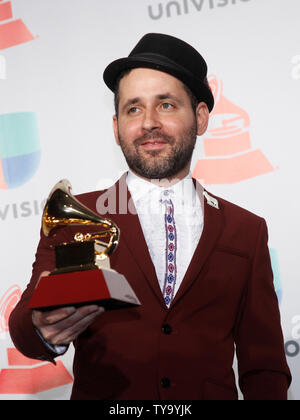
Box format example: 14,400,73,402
0,112,40,189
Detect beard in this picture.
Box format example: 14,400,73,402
117,121,198,180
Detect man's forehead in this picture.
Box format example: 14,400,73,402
120,68,182,86
118,68,187,99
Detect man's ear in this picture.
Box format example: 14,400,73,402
196,102,209,136
113,115,120,146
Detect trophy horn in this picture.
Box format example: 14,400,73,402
42,179,120,261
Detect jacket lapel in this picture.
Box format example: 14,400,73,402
110,175,165,306
171,186,225,307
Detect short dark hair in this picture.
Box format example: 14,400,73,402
113,69,201,117
114,69,132,117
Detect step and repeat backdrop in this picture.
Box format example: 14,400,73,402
0,0,299,400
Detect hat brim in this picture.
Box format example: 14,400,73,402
103,53,214,112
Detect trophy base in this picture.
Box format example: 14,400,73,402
28,268,141,312
50,263,98,275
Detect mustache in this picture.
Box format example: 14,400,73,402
133,131,175,147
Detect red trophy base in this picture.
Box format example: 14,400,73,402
28,268,141,311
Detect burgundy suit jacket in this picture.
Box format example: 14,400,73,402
9,177,291,400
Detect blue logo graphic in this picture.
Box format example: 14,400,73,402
0,112,40,189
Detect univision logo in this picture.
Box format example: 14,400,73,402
148,0,251,20
0,112,40,189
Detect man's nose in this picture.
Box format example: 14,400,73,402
142,108,162,131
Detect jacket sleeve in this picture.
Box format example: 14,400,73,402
234,218,292,400
8,227,70,364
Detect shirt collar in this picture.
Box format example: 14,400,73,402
126,170,198,208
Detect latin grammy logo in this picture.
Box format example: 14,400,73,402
193,74,275,184
0,286,73,395
0,0,34,50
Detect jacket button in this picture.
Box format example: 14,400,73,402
160,377,171,388
162,324,172,335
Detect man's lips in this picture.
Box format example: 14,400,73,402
141,139,167,145
140,139,168,149
136,133,172,147
134,132,174,151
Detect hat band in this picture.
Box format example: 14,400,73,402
127,52,202,83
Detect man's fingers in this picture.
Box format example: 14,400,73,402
50,307,104,345
33,305,105,345
43,306,77,324
32,306,76,328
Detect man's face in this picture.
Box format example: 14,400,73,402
113,68,209,181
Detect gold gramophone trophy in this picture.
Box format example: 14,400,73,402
28,180,140,311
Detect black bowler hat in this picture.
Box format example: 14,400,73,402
103,33,214,112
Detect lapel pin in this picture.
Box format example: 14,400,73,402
203,191,219,210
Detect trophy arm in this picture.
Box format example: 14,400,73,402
75,226,120,261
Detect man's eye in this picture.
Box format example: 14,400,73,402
128,107,139,114
161,103,174,110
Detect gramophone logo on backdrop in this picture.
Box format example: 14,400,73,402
193,75,275,184
0,286,73,395
0,112,41,189
0,0,34,50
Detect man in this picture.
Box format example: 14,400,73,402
9,33,291,400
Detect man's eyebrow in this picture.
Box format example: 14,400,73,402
121,93,183,111
156,93,183,103
121,97,141,111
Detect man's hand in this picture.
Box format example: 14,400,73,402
31,271,105,346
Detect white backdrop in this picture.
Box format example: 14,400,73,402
0,0,299,400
